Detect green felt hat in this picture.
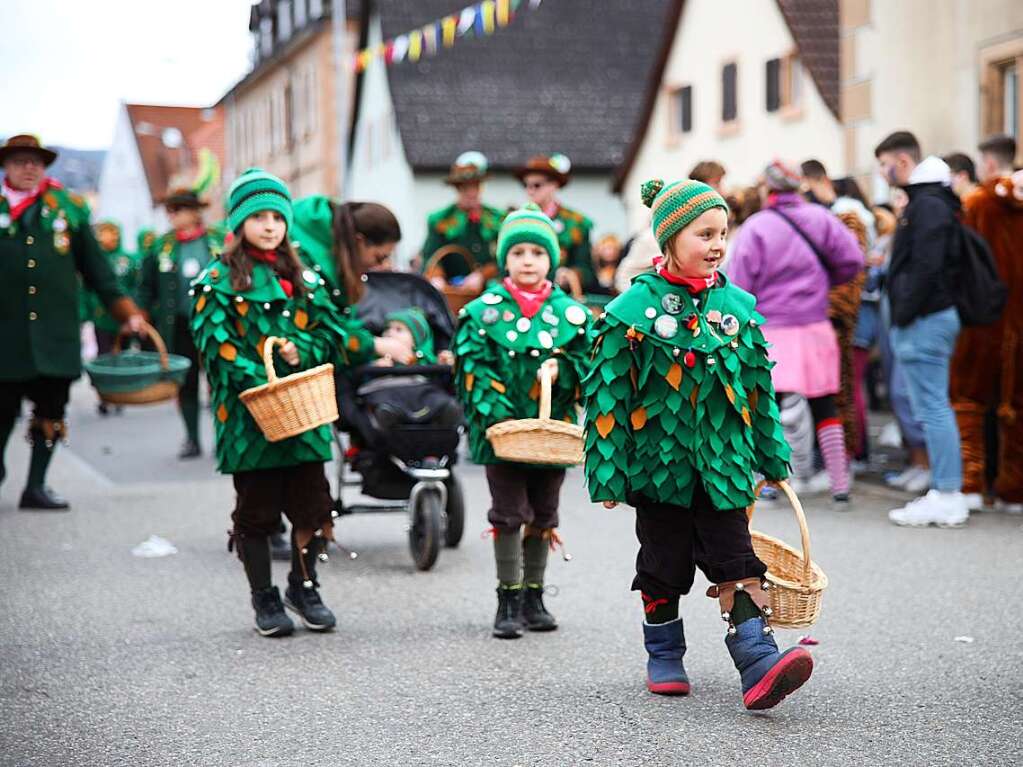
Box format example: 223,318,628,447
641,178,729,251
386,308,436,363
496,204,560,270
226,167,293,234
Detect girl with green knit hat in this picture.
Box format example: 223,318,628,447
191,168,366,638
582,179,813,710
453,204,593,639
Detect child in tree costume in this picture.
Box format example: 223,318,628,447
138,154,225,459
421,152,505,289
582,179,813,710
454,205,592,639
191,169,357,638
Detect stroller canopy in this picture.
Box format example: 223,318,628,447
357,271,456,351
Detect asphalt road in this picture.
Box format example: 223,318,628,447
1,382,1021,767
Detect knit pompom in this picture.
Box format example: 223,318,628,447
641,179,665,209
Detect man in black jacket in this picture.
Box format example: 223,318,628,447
875,131,968,528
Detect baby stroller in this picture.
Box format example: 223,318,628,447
333,271,465,571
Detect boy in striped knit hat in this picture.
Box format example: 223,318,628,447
582,179,814,710
454,205,593,639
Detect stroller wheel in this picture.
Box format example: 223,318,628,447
409,487,443,571
444,475,465,548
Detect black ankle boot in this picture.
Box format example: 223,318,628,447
284,577,337,631
493,586,524,639
251,586,294,637
522,585,558,632
19,485,70,511
177,439,201,460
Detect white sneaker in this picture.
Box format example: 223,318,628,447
789,470,832,496
902,468,932,494
962,493,992,512
885,466,921,489
888,490,969,528
994,499,1023,514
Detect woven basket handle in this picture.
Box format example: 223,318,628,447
747,479,813,583
262,336,288,386
114,319,169,371
423,244,478,279
538,361,554,421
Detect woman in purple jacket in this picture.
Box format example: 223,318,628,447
728,160,864,503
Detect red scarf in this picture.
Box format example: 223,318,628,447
2,177,62,221
503,277,553,319
461,206,482,224
175,225,206,243
652,255,717,295
245,245,293,297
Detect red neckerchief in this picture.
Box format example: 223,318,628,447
652,255,717,295
503,277,553,319
2,177,62,221
460,205,482,224
542,201,559,220
244,245,293,297
175,225,206,243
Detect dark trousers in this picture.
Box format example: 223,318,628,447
173,315,200,405
485,463,565,531
231,462,333,537
630,483,766,598
0,377,73,425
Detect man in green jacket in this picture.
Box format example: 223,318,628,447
137,187,225,459
421,152,505,291
0,135,141,509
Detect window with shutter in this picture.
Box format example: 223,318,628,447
722,62,738,123
766,58,781,112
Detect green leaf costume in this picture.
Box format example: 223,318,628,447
454,284,592,465
551,205,595,291
190,259,363,474
582,273,790,510
138,226,226,352
421,203,505,279
83,221,142,334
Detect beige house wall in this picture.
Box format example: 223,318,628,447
842,0,1023,196
224,23,359,199
622,0,844,231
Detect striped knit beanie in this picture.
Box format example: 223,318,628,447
226,167,293,233
763,159,802,192
496,203,560,269
641,178,729,251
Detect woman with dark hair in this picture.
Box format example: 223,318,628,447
290,197,412,363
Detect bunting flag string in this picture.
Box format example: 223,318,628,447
353,0,542,73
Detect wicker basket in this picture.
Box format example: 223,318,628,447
423,245,483,315
84,320,191,405
747,479,828,629
486,363,583,465
239,337,338,443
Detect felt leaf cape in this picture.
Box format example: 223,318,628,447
454,283,592,465
190,258,371,474
582,272,790,510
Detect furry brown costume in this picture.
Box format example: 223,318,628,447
950,177,1023,502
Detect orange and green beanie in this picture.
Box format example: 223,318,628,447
641,178,728,251
496,203,560,270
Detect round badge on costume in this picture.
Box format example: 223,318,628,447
303,269,317,284
502,310,515,322
553,219,565,233
516,317,531,333
482,293,502,305
542,310,558,326
661,293,683,315
52,217,68,233
644,307,657,319
565,305,587,326
506,330,519,342
482,307,499,325
654,315,679,339
538,330,554,349
706,310,723,324
181,259,201,279
721,314,740,336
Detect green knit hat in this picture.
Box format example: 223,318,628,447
641,178,729,251
386,308,436,363
226,167,293,234
496,203,560,270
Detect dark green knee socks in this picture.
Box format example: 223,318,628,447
493,527,522,586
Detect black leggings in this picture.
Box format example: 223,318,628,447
778,392,837,426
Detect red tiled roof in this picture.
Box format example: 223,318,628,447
125,104,224,201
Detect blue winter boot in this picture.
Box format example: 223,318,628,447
642,618,691,695
712,579,813,710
